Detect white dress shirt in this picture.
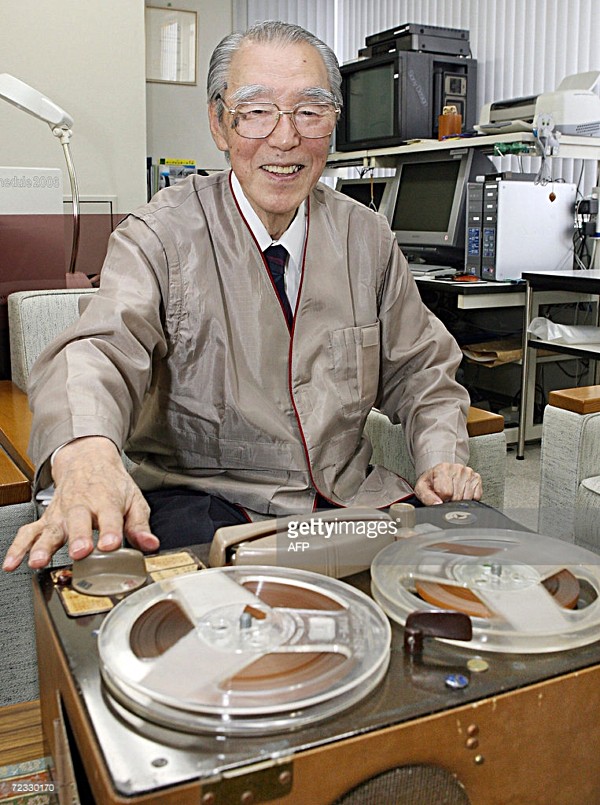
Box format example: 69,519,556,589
231,171,306,310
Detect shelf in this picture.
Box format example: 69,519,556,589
327,132,600,168
507,351,586,367
518,272,600,457
526,338,600,360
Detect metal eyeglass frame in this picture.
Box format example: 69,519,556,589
217,96,340,139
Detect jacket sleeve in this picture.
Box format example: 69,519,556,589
28,215,170,488
376,230,470,479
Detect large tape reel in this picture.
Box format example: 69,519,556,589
98,566,390,735
371,528,600,653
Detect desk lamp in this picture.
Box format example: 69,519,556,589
0,73,80,274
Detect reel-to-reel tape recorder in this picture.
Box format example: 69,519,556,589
33,502,600,804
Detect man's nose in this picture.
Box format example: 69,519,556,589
267,111,301,147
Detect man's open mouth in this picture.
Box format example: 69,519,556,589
262,164,303,175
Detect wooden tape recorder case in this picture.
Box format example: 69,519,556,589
33,502,600,804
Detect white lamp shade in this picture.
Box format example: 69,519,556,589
0,73,73,128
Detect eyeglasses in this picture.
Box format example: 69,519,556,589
221,100,340,139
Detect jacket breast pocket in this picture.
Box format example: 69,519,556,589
330,323,380,415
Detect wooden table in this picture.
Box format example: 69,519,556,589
0,448,30,505
0,380,33,481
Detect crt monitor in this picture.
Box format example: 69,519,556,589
337,51,477,151
342,58,398,149
335,176,394,211
381,149,494,267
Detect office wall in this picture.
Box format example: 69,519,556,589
0,0,233,286
0,1,147,376
145,0,232,170
0,0,147,216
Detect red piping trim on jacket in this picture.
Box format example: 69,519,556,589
284,194,339,509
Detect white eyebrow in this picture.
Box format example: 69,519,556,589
302,87,337,104
228,85,271,105
228,84,336,106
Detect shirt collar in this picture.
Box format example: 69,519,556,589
231,171,306,264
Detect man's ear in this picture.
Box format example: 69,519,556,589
208,103,229,152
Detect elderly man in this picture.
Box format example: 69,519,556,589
4,21,481,573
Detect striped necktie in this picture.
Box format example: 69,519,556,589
264,244,293,327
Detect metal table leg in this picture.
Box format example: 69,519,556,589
517,281,535,459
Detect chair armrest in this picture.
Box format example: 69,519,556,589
0,500,39,706
466,406,504,437
0,450,30,505
548,385,600,415
0,381,34,481
365,407,506,510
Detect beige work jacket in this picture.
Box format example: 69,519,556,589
29,171,469,516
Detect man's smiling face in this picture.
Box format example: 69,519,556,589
209,40,334,240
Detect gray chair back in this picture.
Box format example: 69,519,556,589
8,288,97,390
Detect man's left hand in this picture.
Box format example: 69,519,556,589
414,463,482,506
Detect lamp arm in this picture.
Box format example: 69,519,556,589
52,126,80,274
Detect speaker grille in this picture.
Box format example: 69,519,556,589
332,764,471,805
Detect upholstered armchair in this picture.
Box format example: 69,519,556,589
364,408,505,510
0,289,96,706
4,288,507,509
538,386,600,553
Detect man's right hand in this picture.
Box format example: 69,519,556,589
2,436,160,571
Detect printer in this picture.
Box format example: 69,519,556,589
477,70,600,136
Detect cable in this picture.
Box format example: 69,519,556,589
555,358,590,380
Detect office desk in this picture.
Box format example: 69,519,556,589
414,276,525,309
415,277,591,445
518,270,600,458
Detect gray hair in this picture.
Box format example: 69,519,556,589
207,20,342,120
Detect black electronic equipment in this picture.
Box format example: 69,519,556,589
465,181,485,275
337,50,477,151
380,149,495,268
361,22,471,57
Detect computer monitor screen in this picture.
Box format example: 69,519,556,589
335,176,392,210
383,149,494,266
346,62,396,143
391,159,461,233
